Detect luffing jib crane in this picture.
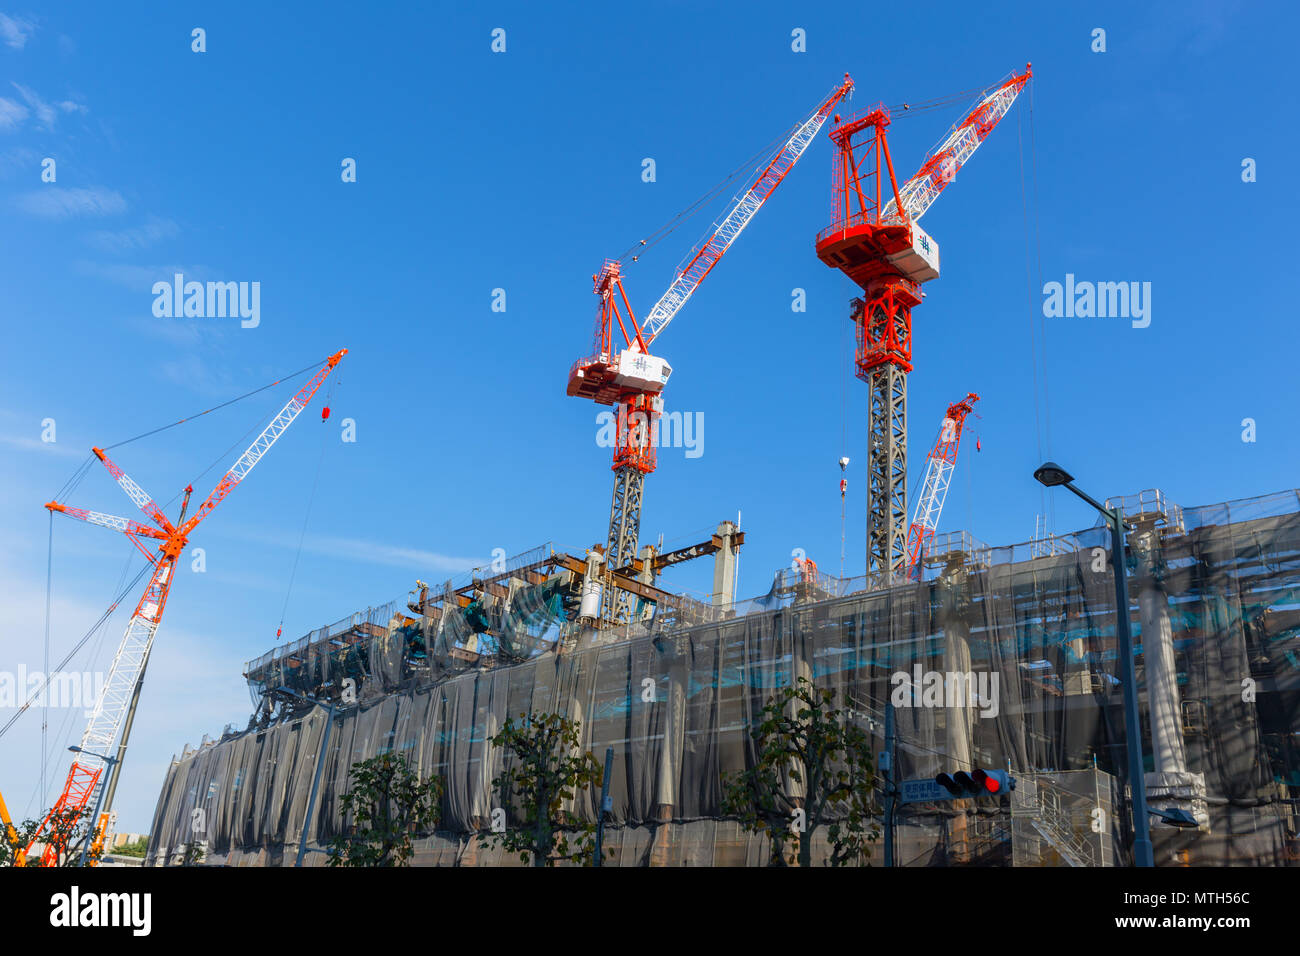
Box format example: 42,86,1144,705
815,65,1031,588
906,392,980,580
20,348,346,866
569,75,854,622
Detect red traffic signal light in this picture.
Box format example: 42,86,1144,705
973,769,1014,794
936,769,1016,796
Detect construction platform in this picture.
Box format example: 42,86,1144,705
146,488,1300,866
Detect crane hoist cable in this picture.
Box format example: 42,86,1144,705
1017,82,1051,529
0,560,153,745
275,372,341,640
101,355,332,452
614,117,804,265
46,356,330,510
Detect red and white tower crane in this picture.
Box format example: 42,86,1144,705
815,65,1031,588
906,392,979,580
568,75,854,622
25,349,346,865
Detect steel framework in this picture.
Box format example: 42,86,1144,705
906,392,980,579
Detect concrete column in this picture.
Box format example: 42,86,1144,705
651,650,685,867
1140,582,1185,774
638,544,657,588
938,562,974,865
711,521,740,606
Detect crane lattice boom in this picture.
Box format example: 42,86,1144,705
184,351,346,533
906,392,980,579
882,66,1031,226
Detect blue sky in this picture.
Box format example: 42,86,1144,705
1,1,1296,832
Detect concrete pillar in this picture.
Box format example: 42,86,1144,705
1140,582,1185,774
651,650,685,867
711,521,740,606
1132,526,1186,775
638,544,657,589
938,561,974,865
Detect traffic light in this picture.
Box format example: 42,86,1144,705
935,769,1016,796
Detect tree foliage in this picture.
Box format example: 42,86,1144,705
0,804,102,867
111,836,149,859
722,677,879,866
0,815,39,867
328,752,443,867
486,712,606,867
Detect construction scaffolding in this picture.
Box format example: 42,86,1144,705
146,489,1300,866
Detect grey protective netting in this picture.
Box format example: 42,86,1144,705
146,490,1300,866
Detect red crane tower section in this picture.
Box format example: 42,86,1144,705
814,66,1031,588
906,392,980,580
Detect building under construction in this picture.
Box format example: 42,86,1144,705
146,487,1300,866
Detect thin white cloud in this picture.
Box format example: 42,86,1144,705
76,260,206,289
0,434,89,459
0,84,84,132
307,534,487,573
16,186,126,219
10,83,51,127
0,13,35,50
158,353,241,399
7,83,85,130
221,525,485,574
122,313,205,346
87,217,179,253
0,96,27,130
0,145,37,176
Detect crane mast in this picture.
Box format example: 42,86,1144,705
815,66,1030,588
24,348,346,865
569,75,853,622
906,392,979,579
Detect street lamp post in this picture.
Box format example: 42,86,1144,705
1033,462,1154,868
68,746,118,867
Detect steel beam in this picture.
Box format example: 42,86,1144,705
604,465,645,622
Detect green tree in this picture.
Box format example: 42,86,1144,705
111,836,150,859
486,712,605,867
179,840,206,866
0,804,103,867
0,815,39,867
722,677,879,867
48,805,102,867
328,752,443,867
